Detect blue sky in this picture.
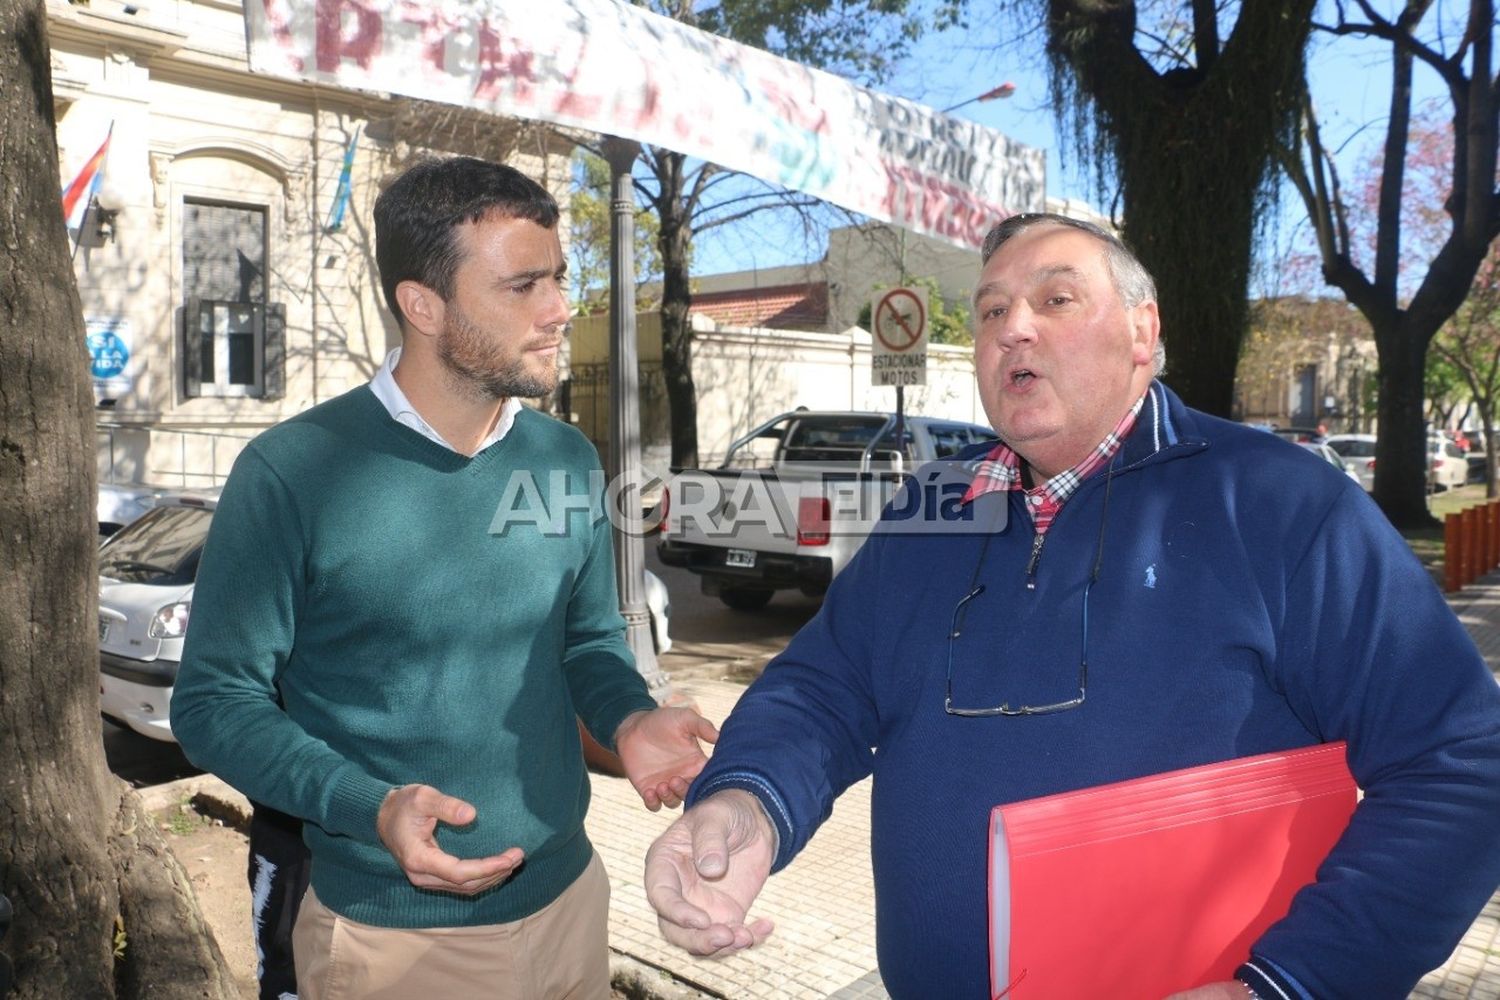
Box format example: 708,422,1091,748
688,4,1458,287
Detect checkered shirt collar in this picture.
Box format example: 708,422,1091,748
962,392,1148,517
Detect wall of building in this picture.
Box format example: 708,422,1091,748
48,0,572,487
1232,302,1379,434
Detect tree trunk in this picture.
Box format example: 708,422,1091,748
0,4,237,996
1371,322,1438,529
654,150,699,469
1478,401,1496,498
1045,0,1316,416
1119,110,1258,416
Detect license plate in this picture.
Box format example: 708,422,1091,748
99,620,109,642
725,548,756,568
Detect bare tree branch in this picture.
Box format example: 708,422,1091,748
692,189,813,217
1371,7,1425,299
1191,0,1220,69
1132,27,1194,66
1320,0,1466,93
682,161,723,217
1282,0,1498,524
696,196,824,234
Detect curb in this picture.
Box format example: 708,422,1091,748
610,953,717,999
135,772,252,827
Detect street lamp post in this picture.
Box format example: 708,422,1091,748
941,82,1016,115
600,135,668,697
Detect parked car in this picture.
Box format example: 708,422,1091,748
1298,442,1363,487
98,495,214,741
1429,436,1469,492
1469,451,1489,483
1325,434,1471,493
658,410,997,610
97,482,172,538
1270,426,1324,444
1465,438,1489,483
1324,434,1377,493
99,494,672,742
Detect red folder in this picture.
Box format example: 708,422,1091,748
988,742,1356,999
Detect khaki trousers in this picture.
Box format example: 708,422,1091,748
292,852,610,1000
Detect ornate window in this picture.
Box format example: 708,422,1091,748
181,199,283,399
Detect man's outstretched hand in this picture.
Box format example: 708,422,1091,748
376,783,524,895
614,707,719,810
644,789,776,957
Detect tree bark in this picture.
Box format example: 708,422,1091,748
0,3,237,996
653,149,699,469
1477,401,1495,498
1371,321,1440,527
1045,0,1316,416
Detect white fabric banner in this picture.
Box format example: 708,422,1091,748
245,0,1046,249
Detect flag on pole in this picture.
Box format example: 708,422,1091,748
325,126,361,232
61,124,114,231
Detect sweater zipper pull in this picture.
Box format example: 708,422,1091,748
1024,533,1046,590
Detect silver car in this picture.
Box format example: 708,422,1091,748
98,495,215,741
97,482,173,538
1324,434,1376,493
1298,442,1363,488
1430,436,1470,492
1324,434,1469,493
98,494,672,743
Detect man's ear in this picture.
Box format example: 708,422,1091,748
1130,300,1160,367
394,280,445,339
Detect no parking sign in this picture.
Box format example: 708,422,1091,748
86,318,133,399
870,286,928,387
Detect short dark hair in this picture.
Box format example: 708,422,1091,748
374,156,560,328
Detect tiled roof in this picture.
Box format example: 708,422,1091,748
688,282,828,330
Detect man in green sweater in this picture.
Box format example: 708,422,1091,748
172,156,717,999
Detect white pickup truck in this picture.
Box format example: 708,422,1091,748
657,410,996,610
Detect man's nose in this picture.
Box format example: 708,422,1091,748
540,281,571,331
995,301,1038,349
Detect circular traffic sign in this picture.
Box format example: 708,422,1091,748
87,330,129,379
874,288,926,352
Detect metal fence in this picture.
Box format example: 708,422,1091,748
564,361,670,457
97,422,260,488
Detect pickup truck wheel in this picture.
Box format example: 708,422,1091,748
719,587,774,612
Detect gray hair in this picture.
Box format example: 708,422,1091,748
980,213,1166,376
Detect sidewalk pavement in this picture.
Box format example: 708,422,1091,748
588,575,1500,1000
1416,578,1500,1000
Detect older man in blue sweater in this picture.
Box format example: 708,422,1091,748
644,213,1500,998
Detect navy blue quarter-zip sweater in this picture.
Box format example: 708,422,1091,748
690,381,1500,999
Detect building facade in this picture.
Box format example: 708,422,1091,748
1232,297,1379,433
48,0,573,487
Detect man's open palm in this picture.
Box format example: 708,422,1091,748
615,707,719,809
645,789,776,957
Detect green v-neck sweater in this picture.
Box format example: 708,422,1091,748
172,385,656,927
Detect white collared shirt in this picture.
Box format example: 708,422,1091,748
368,346,521,454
